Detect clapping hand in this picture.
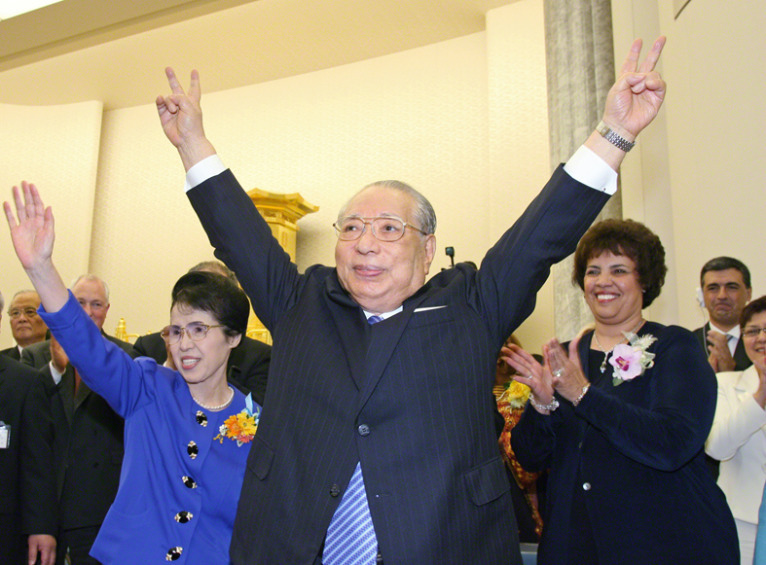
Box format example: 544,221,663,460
500,344,555,412
544,338,590,404
706,330,736,373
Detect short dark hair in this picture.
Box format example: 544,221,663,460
572,219,667,308
171,271,249,337
740,295,766,328
700,257,751,289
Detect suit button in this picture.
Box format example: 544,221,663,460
166,547,183,560
582,482,591,491
187,441,198,459
358,424,370,436
182,476,197,489
330,484,341,497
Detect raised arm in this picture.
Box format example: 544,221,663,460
3,182,68,313
584,36,667,171
156,67,217,171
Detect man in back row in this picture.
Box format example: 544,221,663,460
1,290,48,360
157,38,667,564
694,256,753,373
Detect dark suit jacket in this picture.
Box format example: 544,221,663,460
188,165,608,564
0,356,57,562
693,324,752,372
34,335,133,532
133,331,271,406
512,324,738,564
0,345,21,361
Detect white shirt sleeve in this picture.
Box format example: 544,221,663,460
563,145,618,195
184,155,227,192
185,146,618,195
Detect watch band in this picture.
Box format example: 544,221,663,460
596,121,635,152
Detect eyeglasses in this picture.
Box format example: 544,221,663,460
9,308,38,319
333,216,428,242
742,327,766,339
161,322,224,344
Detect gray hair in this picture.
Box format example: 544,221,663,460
338,180,437,235
188,260,239,286
71,274,110,302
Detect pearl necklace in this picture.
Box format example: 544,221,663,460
593,319,645,373
192,385,234,411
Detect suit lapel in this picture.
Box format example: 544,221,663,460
58,367,76,424
325,273,371,390
359,308,413,408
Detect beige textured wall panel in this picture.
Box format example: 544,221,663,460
657,0,765,329
93,33,492,337
487,0,552,353
0,101,102,349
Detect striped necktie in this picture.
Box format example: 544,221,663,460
322,314,382,564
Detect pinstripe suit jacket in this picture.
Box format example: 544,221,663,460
188,165,608,564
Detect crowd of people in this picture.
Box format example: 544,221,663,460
0,33,763,565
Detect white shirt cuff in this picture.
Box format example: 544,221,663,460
49,361,64,385
564,146,618,195
184,155,227,192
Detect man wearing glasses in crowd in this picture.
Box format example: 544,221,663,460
1,290,48,361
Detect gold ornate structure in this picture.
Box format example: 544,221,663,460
246,188,319,344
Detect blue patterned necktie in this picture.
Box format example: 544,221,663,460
322,314,382,565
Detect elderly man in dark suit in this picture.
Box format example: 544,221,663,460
156,37,667,564
21,275,132,565
1,290,48,361
0,292,57,565
132,260,271,405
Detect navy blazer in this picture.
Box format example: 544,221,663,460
188,165,608,564
512,323,739,564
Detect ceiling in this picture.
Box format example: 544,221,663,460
0,0,512,110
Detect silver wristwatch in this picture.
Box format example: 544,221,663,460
596,121,635,152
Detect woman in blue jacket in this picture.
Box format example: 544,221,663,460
4,181,260,564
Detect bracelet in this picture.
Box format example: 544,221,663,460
596,121,635,152
529,393,560,414
572,384,590,407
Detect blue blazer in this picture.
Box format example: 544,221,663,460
512,323,739,564
188,165,608,564
41,294,254,564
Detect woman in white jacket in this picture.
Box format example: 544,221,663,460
707,295,766,565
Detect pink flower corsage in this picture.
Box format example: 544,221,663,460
609,332,657,386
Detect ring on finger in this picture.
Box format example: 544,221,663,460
553,369,563,378
527,374,534,380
